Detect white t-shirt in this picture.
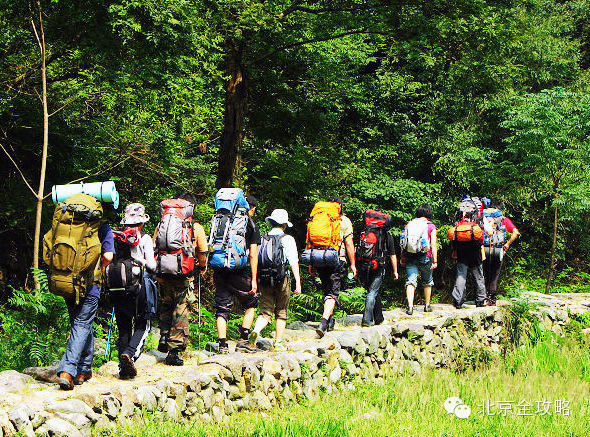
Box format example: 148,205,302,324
267,228,299,268
130,233,157,272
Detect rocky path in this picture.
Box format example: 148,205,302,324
0,291,588,436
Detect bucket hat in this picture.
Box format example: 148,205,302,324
265,209,292,227
121,203,150,225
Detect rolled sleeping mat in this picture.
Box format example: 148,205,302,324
301,248,340,268
51,181,119,209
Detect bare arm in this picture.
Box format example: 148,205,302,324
102,252,114,269
430,230,438,269
390,254,398,279
292,263,302,295
249,243,258,294
504,227,520,251
344,235,357,278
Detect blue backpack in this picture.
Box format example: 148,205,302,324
482,208,506,247
208,188,251,269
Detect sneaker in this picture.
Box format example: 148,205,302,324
236,339,258,353
273,340,287,352
165,350,184,366
219,343,230,355
327,316,335,331
453,301,463,309
316,319,328,338
248,330,259,348
119,353,137,379
424,305,433,313
406,306,413,315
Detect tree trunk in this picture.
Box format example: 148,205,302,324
32,1,49,290
545,202,558,293
216,43,247,189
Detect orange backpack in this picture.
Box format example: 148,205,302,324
306,201,342,250
448,220,483,242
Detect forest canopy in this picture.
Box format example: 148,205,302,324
2,0,590,294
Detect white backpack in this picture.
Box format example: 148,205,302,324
401,219,430,254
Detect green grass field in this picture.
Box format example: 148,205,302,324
98,331,590,437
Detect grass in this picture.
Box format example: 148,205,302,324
97,332,590,437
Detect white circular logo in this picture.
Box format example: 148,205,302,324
454,403,472,419
443,397,471,419
444,397,463,414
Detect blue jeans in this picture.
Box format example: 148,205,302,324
57,294,99,377
361,267,385,326
405,255,434,287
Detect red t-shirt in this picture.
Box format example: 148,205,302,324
502,217,517,233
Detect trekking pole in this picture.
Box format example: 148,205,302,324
104,306,115,363
198,272,202,350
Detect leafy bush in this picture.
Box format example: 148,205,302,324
0,269,69,371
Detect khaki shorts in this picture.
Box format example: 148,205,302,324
259,277,291,321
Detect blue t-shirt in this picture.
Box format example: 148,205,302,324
87,223,115,298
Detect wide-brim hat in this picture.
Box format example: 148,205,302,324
121,202,150,225
265,209,292,227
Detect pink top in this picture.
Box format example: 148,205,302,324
426,221,437,258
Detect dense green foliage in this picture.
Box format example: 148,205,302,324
2,1,590,296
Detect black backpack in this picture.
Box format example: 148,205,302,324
258,234,286,287
104,228,143,295
356,210,392,271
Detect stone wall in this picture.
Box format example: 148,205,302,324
0,291,588,436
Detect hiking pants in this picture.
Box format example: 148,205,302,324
483,251,503,302
360,266,385,326
158,277,192,352
113,291,150,362
317,261,348,305
57,294,99,377
452,262,486,306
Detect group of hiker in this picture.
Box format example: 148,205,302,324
41,189,518,390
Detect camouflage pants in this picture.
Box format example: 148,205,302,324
158,277,194,351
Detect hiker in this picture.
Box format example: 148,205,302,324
304,196,356,338
43,193,114,390
209,188,260,354
105,203,157,379
356,210,399,327
449,209,486,308
400,204,438,314
482,200,520,305
249,209,302,351
154,193,208,366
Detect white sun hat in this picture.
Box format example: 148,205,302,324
265,209,293,227
121,202,150,225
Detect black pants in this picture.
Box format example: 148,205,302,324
317,261,347,305
113,291,150,361
483,250,503,302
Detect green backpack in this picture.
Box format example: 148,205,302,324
42,193,103,303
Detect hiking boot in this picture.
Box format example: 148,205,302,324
327,316,335,331
219,343,230,354
157,335,168,353
406,306,413,315
316,319,328,338
487,299,497,306
119,353,137,379
236,339,258,353
424,305,433,313
74,371,92,385
58,372,74,391
476,302,486,308
453,300,463,309
248,330,259,348
165,350,184,366
374,316,385,326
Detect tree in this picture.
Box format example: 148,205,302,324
501,88,590,292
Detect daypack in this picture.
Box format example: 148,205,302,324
258,234,286,287
306,201,342,250
104,228,143,295
42,193,103,304
356,210,392,271
448,219,483,242
155,199,195,277
400,219,430,254
208,188,250,270
482,208,506,247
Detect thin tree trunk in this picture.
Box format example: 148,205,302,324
545,202,558,293
32,0,49,290
216,43,247,189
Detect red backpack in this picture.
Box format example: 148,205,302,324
356,210,392,270
155,199,195,277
